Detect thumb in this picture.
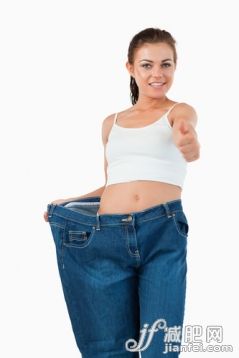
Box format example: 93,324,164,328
179,119,189,135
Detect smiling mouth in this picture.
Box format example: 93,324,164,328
149,82,166,88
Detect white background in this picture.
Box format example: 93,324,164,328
1,0,238,356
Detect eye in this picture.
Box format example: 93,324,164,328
162,63,171,68
141,63,152,69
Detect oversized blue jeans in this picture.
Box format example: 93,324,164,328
47,196,189,357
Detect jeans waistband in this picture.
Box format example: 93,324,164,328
47,196,184,228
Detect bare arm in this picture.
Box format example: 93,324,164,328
172,103,200,162
63,185,106,202
50,115,112,203
63,115,112,202
44,185,106,222
44,115,113,221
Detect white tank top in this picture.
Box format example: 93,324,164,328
105,102,187,188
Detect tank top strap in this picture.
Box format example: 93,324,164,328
165,102,183,116
113,112,118,125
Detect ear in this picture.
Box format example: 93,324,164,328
125,61,134,78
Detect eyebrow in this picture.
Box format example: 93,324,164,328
139,58,173,63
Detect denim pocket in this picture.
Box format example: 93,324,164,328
172,210,189,239
63,224,97,249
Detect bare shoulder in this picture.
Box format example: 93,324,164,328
101,113,117,145
169,102,198,127
101,108,132,142
102,112,117,130
104,107,132,122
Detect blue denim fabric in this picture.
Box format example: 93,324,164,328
47,196,188,357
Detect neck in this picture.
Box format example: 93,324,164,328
133,95,169,111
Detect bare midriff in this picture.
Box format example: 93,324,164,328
97,180,182,215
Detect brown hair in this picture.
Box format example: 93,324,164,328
127,27,177,105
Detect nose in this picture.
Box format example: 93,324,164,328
151,66,164,78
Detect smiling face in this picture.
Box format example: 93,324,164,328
126,42,176,101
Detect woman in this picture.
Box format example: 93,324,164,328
44,28,200,357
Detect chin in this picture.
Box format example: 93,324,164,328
149,93,167,100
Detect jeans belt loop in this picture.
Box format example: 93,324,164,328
163,202,173,218
47,203,56,218
96,211,101,231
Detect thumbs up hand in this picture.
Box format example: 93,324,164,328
179,119,190,136
173,118,200,162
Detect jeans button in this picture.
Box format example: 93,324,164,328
122,215,133,222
